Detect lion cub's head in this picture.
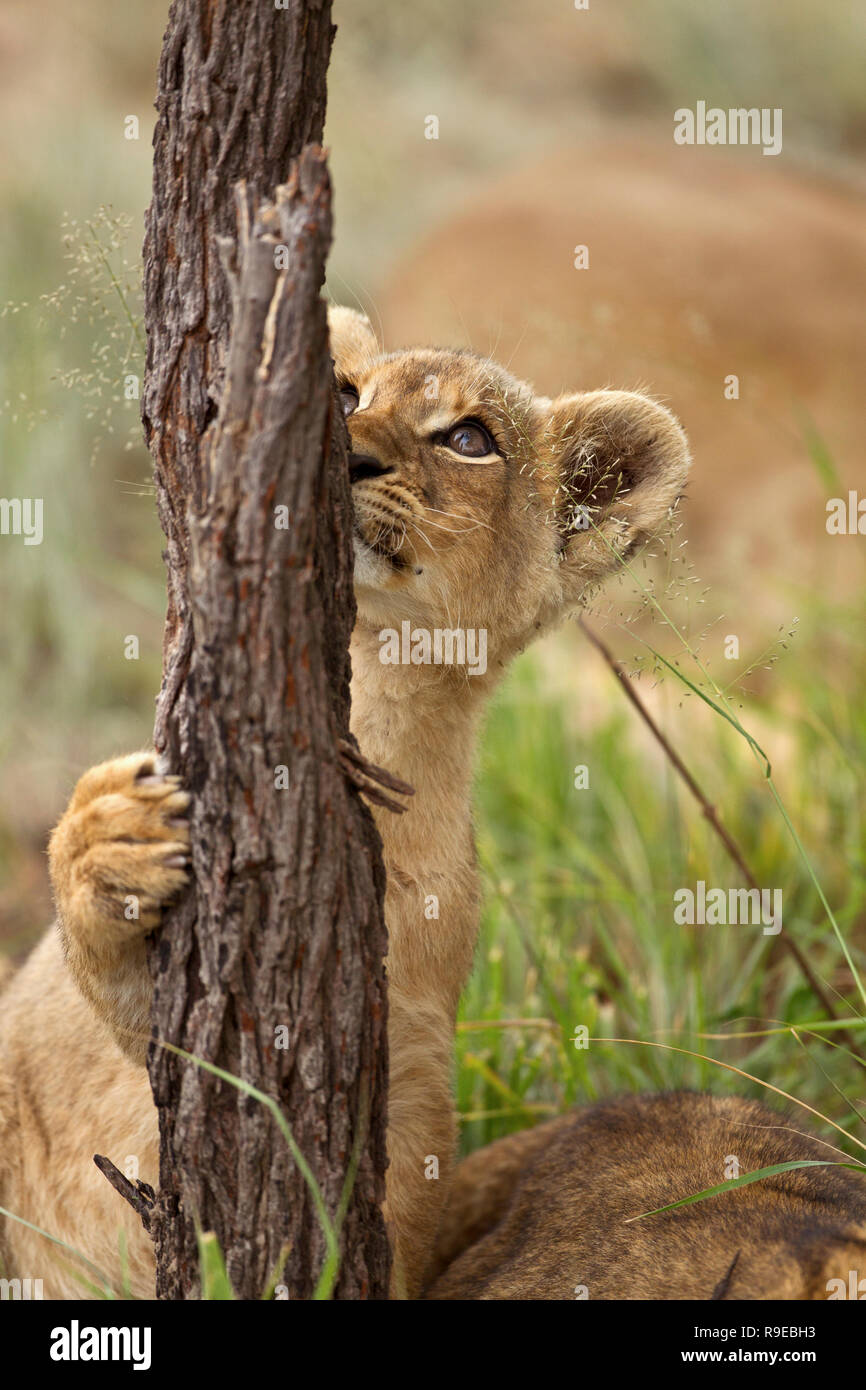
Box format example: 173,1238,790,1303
330,306,690,664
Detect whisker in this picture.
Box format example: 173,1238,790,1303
325,274,385,354
417,515,485,537
423,505,479,520
496,322,530,378
411,520,435,553
423,506,496,536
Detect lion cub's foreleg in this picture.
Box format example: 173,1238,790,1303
384,988,457,1299
48,752,190,1066
46,752,459,1299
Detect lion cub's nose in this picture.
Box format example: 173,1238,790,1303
349,452,393,484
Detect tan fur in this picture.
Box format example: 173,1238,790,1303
424,1094,866,1300
0,308,688,1298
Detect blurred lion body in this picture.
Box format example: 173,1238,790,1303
379,140,866,607
425,1093,866,1300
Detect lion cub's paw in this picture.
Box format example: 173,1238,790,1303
49,752,191,939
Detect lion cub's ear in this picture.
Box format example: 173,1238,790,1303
327,304,380,383
543,389,690,596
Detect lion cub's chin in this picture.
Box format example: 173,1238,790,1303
352,564,446,645
352,536,396,593
352,538,424,630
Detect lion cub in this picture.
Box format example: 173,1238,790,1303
0,308,689,1298
426,1093,866,1299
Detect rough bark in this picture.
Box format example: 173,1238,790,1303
140,1,390,1301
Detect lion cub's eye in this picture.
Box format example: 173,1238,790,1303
340,385,360,417
444,420,497,458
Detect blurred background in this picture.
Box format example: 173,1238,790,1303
1,2,864,1158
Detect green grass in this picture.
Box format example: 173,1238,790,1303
457,603,866,1161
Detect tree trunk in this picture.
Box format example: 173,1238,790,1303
140,0,390,1301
